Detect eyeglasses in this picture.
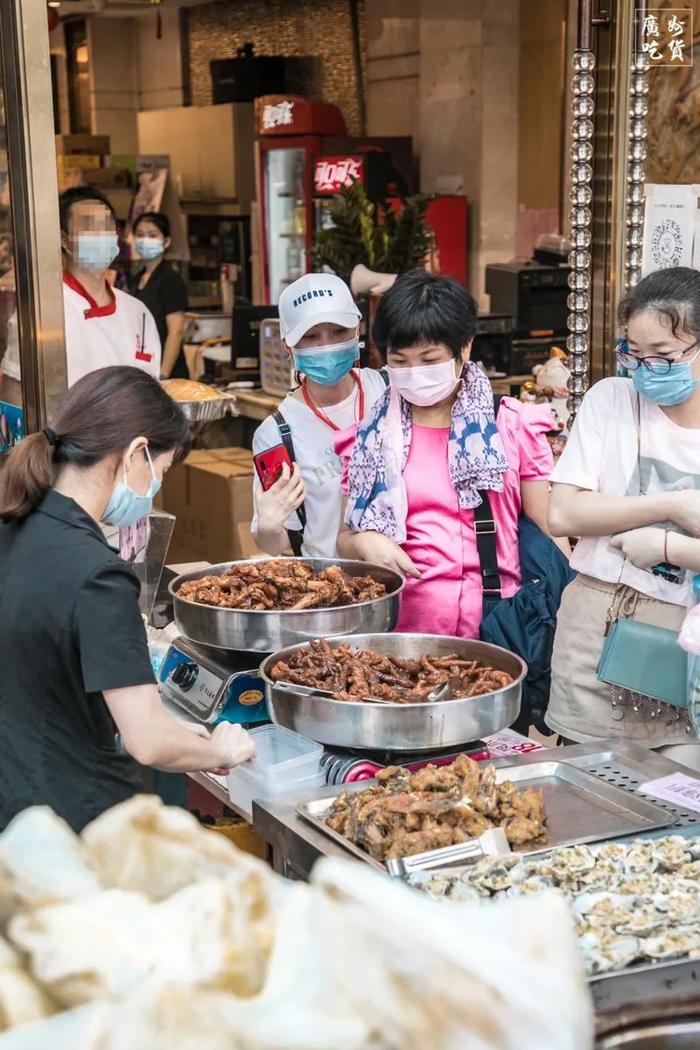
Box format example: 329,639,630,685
615,339,700,376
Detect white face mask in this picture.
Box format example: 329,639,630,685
388,359,461,407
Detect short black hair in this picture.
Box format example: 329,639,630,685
59,186,117,235
135,211,170,239
618,266,700,340
372,270,478,359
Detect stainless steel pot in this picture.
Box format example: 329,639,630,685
597,1020,700,1048
184,312,231,344
170,559,403,653
260,633,525,752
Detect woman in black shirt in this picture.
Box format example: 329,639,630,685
131,212,188,379
0,366,254,831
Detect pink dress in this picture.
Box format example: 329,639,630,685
338,398,554,639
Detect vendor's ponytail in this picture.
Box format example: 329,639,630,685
0,366,190,522
0,432,55,521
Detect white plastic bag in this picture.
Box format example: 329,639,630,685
311,858,594,1050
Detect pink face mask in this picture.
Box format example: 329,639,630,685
388,359,461,406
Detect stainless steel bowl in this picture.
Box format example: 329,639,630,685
260,633,525,752
176,396,234,423
597,1021,700,1048
170,559,403,653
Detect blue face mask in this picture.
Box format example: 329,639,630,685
632,357,700,406
73,233,119,273
292,338,359,386
135,237,165,261
103,447,161,528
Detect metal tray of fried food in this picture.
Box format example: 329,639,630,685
297,761,673,872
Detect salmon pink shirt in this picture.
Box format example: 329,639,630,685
338,398,554,639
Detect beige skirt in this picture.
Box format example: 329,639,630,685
546,574,697,750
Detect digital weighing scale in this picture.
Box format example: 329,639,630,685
159,636,268,725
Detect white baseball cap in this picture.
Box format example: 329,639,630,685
278,273,361,348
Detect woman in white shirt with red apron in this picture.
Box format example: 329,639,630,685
0,187,161,391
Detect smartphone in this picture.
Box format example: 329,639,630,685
254,443,293,491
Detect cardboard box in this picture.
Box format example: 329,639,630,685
207,819,266,860
56,154,101,193
160,448,264,564
55,134,111,156
84,166,131,190
105,188,137,222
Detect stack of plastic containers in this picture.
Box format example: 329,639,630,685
227,724,325,821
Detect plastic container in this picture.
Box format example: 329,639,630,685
227,724,325,820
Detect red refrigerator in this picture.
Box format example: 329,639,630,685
255,95,347,304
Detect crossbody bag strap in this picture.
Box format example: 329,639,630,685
273,409,306,557
474,490,502,599
474,393,505,600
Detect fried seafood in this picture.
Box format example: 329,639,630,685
326,755,547,861
177,560,387,612
270,638,514,703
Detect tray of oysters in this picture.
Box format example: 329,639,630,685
409,834,700,979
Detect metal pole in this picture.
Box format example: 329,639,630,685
0,0,66,431
567,0,596,425
625,1,649,290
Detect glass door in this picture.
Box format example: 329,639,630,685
264,147,306,303
0,79,23,446
0,0,66,438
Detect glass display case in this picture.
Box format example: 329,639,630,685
263,146,307,303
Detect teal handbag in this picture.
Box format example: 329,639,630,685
597,619,688,711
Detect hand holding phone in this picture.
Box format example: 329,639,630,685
254,443,293,491
255,458,305,535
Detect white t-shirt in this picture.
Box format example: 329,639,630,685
251,369,388,558
551,376,700,605
0,276,161,387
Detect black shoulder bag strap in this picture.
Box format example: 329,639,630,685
474,394,504,602
273,409,307,558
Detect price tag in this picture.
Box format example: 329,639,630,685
483,729,546,758
638,772,700,814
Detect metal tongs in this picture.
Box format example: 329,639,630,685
385,826,511,878
277,680,451,705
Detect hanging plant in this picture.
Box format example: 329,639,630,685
311,181,435,283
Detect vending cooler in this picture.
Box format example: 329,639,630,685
255,95,347,304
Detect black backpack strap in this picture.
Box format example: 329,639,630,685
379,368,390,387
474,393,505,600
273,409,306,556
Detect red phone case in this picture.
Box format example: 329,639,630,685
254,443,293,491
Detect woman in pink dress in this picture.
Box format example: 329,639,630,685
337,271,561,639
